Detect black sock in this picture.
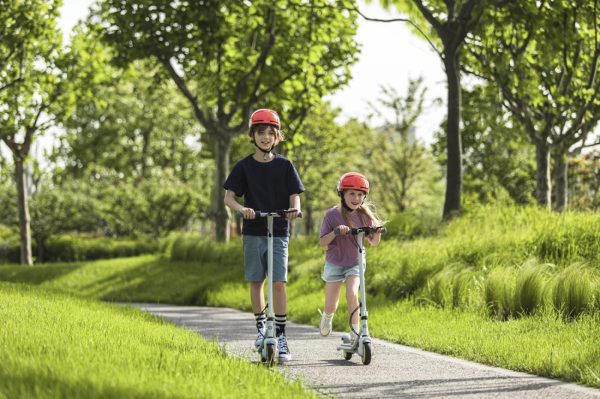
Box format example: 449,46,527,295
255,312,266,331
275,314,286,336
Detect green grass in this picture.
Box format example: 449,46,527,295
0,282,317,399
1,255,599,388
1,205,600,390
0,255,243,304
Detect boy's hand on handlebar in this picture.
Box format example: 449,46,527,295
284,208,300,220
239,207,256,219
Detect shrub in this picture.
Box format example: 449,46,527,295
44,235,158,262
385,212,439,240
0,225,20,263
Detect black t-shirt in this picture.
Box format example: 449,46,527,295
223,153,305,237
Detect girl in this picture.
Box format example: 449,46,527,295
318,172,383,340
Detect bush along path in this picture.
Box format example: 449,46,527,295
132,303,600,399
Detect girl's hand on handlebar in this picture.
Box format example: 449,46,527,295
334,225,351,236
239,207,256,220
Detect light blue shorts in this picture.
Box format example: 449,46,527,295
243,235,289,282
321,261,361,283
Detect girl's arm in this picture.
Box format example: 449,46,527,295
320,225,350,247
367,230,381,247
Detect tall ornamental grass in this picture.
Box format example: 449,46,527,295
163,206,600,319
552,263,599,319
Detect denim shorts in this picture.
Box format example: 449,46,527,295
243,235,289,282
321,261,362,283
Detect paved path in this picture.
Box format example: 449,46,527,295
130,303,600,399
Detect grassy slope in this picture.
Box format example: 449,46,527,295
0,282,316,399
1,206,599,388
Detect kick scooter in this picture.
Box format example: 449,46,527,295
251,210,301,366
337,225,386,365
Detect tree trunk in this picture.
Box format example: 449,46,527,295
534,142,552,209
36,237,45,263
442,46,463,219
304,191,313,235
140,128,151,179
15,158,33,265
553,150,568,212
214,137,231,242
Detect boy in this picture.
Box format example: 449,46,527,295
223,108,304,363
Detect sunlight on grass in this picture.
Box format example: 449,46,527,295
1,205,600,389
0,283,317,399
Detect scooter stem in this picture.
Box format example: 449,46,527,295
357,232,369,336
266,215,275,338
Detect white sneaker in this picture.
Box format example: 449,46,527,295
319,310,334,336
277,334,292,363
350,331,359,348
254,324,266,348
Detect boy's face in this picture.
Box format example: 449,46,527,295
252,124,279,151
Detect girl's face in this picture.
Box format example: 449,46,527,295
253,125,279,151
343,189,366,210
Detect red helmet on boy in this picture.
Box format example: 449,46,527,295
337,172,370,194
249,109,280,129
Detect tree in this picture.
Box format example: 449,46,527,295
434,84,536,205
95,0,360,241
368,0,498,219
568,149,600,211
467,0,600,210
0,0,68,264
367,78,441,213
285,103,372,233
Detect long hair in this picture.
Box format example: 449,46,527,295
336,195,384,227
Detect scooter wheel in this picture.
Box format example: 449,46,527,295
265,343,276,366
361,342,372,365
342,350,352,361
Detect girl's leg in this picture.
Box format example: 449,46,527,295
324,281,343,314
320,281,342,336
345,276,360,326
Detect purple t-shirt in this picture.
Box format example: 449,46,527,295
319,207,373,268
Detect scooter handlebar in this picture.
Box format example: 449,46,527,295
349,226,386,235
237,210,303,219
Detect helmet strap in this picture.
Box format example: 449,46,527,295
251,139,274,160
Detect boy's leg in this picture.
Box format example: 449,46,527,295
250,281,266,347
243,235,268,347
250,281,266,314
272,237,292,362
273,282,287,336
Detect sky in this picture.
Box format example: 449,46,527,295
55,0,446,143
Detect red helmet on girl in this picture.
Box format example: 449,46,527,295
337,172,369,194
249,109,280,129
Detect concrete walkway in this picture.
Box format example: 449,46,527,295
130,303,600,399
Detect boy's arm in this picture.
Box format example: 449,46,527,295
224,190,255,219
286,193,301,220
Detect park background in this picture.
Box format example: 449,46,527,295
1,1,600,396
